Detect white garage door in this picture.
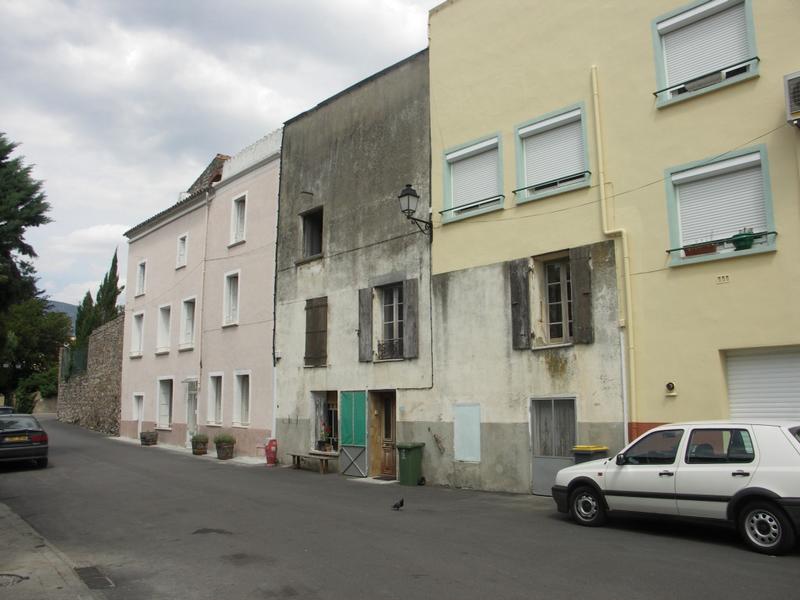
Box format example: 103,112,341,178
726,348,800,419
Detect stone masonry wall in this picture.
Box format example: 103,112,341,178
58,314,124,435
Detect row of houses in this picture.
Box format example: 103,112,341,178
120,0,800,494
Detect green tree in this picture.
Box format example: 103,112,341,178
0,133,50,310
74,291,97,349
94,249,123,326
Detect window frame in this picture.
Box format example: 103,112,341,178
623,429,685,465
207,372,224,425
130,311,145,357
651,0,759,108
232,370,251,427
176,233,188,269
300,207,324,261
665,144,775,267
442,133,504,223
135,260,147,296
156,376,173,430
179,296,197,350
377,283,404,360
229,193,247,246
514,103,591,204
684,428,756,464
156,303,171,354
223,269,241,327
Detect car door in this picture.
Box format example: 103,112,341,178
603,428,685,515
675,427,758,519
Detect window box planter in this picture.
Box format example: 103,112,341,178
140,431,158,446
683,242,717,257
732,232,756,251
213,433,236,460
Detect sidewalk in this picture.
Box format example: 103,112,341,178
111,435,267,465
0,503,101,600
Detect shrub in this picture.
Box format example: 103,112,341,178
213,433,236,445
191,433,208,443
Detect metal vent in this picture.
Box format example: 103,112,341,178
784,71,800,125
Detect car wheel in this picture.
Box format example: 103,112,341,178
738,501,796,555
36,458,48,469
569,485,607,527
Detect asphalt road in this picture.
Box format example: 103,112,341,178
1,417,797,600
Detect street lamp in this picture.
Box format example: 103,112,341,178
397,184,432,237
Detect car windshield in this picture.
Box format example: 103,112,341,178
0,416,40,430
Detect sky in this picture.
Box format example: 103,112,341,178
1,0,441,305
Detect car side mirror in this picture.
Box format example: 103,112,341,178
615,454,626,466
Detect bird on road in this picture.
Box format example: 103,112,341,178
392,498,404,511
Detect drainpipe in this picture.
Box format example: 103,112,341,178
591,65,636,444
197,190,212,425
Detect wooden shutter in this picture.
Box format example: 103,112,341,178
451,146,499,208
402,278,419,359
522,113,585,187
569,246,593,344
508,258,531,350
661,3,749,86
304,297,327,366
358,288,372,362
676,163,765,246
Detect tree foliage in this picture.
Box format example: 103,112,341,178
75,291,97,349
73,250,123,349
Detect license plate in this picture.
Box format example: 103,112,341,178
4,435,27,442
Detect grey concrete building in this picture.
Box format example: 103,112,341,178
274,50,431,479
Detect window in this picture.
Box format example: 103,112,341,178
444,136,503,221
156,305,171,353
516,106,589,202
233,372,250,426
136,261,146,296
223,271,240,326
624,429,684,465
653,0,758,105
667,147,774,263
302,208,323,259
231,195,246,244
180,298,196,349
157,378,173,429
304,297,327,367
208,374,223,425
686,429,755,463
544,259,572,343
378,284,404,360
130,312,144,357
454,404,481,462
176,234,188,268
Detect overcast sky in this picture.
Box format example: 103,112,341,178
1,0,440,305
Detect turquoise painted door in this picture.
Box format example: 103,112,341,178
340,391,367,477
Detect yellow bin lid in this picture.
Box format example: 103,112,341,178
572,445,608,452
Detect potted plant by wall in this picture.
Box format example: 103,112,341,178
191,433,208,455
140,431,158,446
214,433,236,460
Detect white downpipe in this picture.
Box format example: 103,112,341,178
591,65,637,440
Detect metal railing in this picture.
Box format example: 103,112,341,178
377,338,403,360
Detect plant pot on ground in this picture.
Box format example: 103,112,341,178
214,433,236,460
191,433,208,455
140,431,158,446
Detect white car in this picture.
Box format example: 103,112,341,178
552,420,800,554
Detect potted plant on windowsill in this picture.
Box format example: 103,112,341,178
140,431,158,446
683,239,717,257
191,433,208,455
732,227,756,251
213,433,236,460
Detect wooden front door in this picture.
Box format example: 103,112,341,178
380,395,396,477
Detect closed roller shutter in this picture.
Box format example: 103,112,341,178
450,146,499,208
727,348,800,419
662,2,749,86
676,164,765,245
523,118,585,187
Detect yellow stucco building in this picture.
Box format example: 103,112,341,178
426,0,800,486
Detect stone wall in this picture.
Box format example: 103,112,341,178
58,315,124,435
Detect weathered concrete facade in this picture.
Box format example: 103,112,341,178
58,315,124,435
274,50,432,476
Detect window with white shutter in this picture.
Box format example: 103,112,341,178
667,147,774,262
654,0,758,105
157,378,173,428
223,271,240,325
443,137,503,221
180,298,196,349
230,195,247,244
156,305,171,353
515,106,589,202
176,234,188,268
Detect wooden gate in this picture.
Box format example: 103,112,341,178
340,391,367,477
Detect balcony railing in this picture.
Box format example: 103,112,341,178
377,338,403,360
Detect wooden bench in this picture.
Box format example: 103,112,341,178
288,452,337,474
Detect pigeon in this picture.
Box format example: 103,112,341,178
391,498,404,511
